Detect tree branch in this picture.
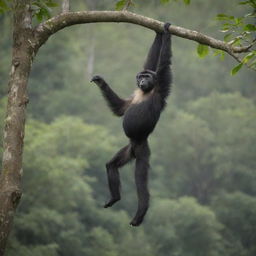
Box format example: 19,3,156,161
33,11,252,60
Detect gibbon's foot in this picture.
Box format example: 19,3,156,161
104,197,120,208
163,22,171,33
129,215,144,227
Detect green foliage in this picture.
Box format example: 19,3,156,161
231,51,256,75
4,115,156,255
160,0,190,4
147,197,223,256
213,49,226,60
212,192,256,256
183,0,190,5
244,24,256,31
215,1,256,73
115,0,127,10
8,243,59,256
239,0,256,8
32,0,58,22
84,227,118,256
153,92,256,204
197,44,209,58
5,91,256,256
0,0,11,14
0,0,58,20
243,51,255,63
115,0,135,10
231,63,243,75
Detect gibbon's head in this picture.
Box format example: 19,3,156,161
136,70,157,93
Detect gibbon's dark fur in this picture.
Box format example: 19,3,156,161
91,22,172,226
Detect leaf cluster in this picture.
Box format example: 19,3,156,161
160,0,190,5
31,0,58,22
0,0,11,14
215,0,256,73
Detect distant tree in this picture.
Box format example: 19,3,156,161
146,197,223,256
152,93,256,203
212,192,256,256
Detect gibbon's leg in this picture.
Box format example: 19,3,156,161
130,140,150,226
104,144,134,208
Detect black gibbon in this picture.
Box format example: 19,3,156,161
91,22,172,226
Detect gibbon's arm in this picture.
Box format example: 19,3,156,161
143,32,162,72
91,75,129,116
156,24,172,100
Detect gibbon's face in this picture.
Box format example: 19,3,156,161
136,70,156,93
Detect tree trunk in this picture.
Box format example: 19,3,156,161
0,1,34,255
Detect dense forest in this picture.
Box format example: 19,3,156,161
0,0,256,255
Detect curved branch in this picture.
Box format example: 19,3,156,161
33,11,251,58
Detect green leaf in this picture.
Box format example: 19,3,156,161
216,13,228,17
46,2,59,8
244,24,256,31
32,0,54,21
0,0,7,8
231,63,243,75
242,52,255,64
249,0,256,8
0,0,10,13
224,33,232,42
232,38,241,46
216,14,234,21
183,0,190,5
197,44,209,58
220,52,226,61
35,9,44,22
235,17,243,25
221,23,231,32
115,0,126,10
213,49,226,60
239,1,250,5
213,49,221,56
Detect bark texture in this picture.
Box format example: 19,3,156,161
0,1,34,255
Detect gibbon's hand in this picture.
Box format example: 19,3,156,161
90,75,106,88
163,22,171,34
